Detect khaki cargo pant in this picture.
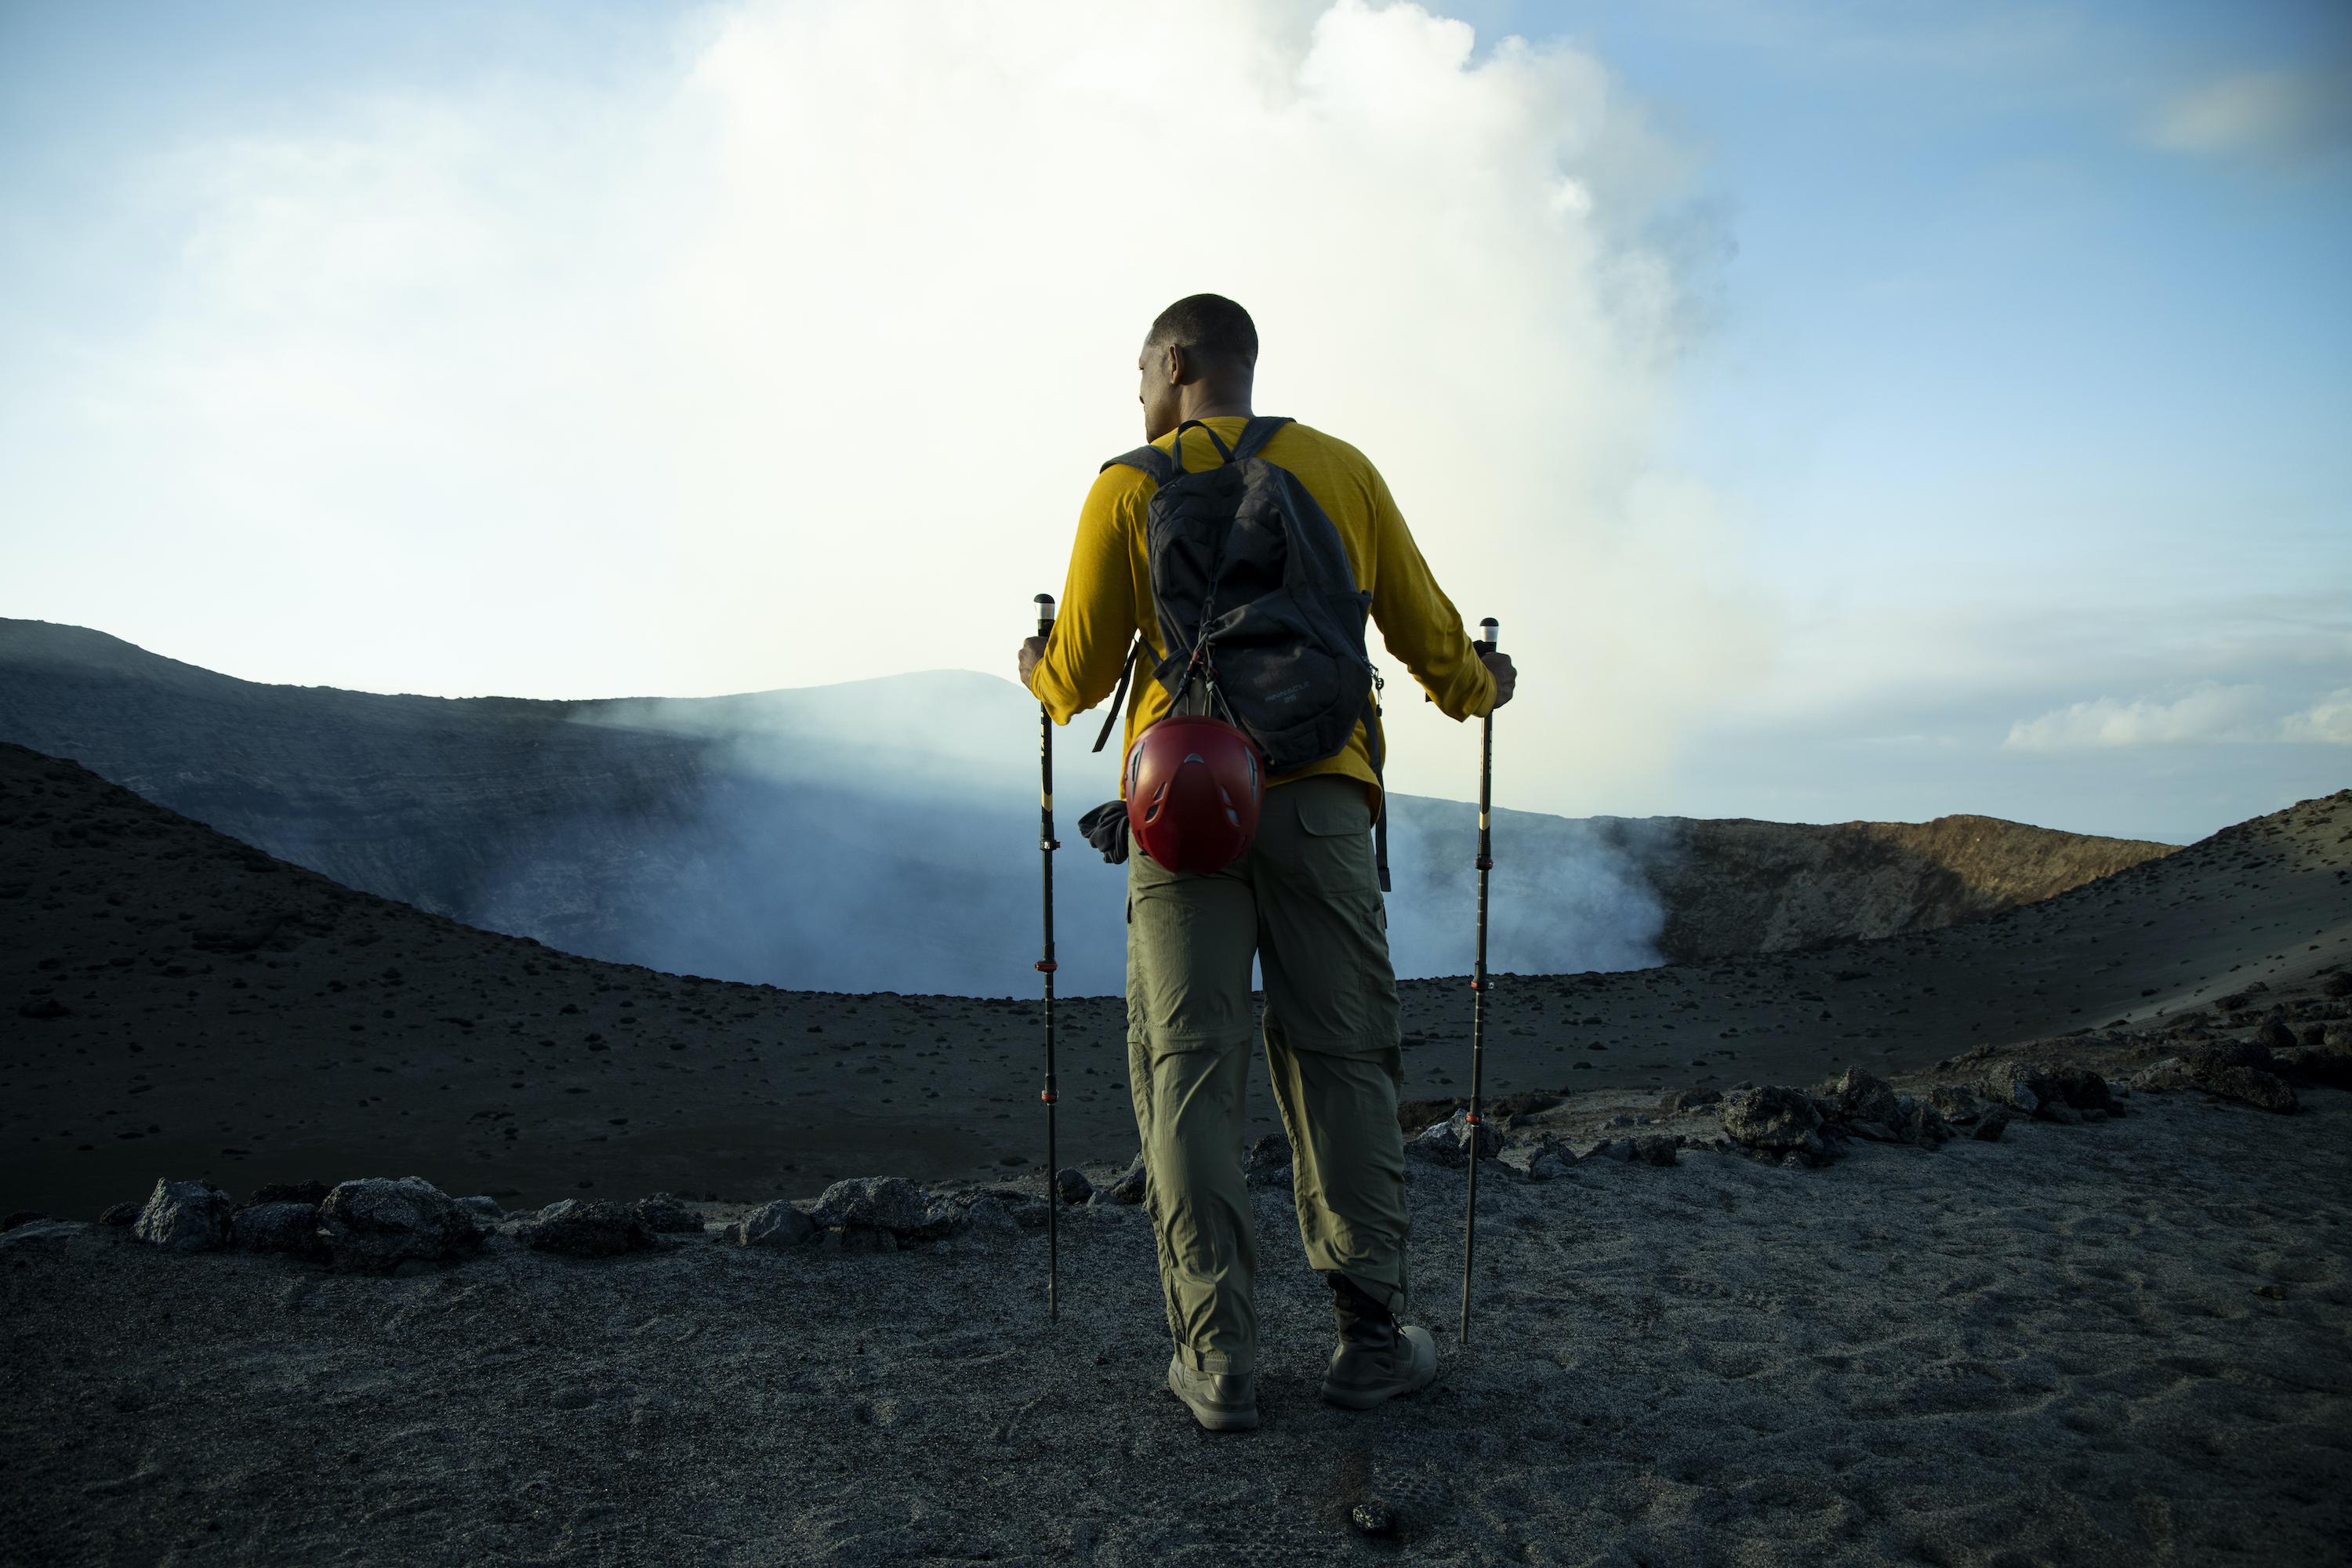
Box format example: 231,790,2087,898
1126,774,1410,1376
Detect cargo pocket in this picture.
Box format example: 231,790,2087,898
1293,783,1379,898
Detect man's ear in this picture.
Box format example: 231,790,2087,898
1165,343,1192,387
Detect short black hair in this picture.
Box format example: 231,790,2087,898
1146,293,1258,368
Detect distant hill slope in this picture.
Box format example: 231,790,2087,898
3,742,2341,1218
0,618,2174,989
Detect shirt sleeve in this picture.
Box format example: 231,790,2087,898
1027,466,1143,725
1365,466,1497,723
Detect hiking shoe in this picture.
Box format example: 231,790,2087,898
1166,1354,1259,1432
1321,1322,1437,1410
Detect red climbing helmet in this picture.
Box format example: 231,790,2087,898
1124,715,1265,874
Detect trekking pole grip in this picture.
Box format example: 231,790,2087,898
1036,593,1056,640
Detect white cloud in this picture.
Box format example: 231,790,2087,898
2002,682,2269,751
2144,69,2352,164
0,0,1766,815
2281,687,2352,746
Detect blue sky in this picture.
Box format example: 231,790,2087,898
2,0,2345,844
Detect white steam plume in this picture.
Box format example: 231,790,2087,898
6,0,1764,818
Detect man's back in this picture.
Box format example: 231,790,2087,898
1029,415,1494,797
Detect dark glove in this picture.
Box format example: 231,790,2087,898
1077,800,1131,866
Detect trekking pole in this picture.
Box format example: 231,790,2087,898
1460,616,1498,1345
1032,592,1061,1321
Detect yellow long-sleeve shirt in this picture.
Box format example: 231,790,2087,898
1028,416,1495,800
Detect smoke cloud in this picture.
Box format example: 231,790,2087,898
11,0,1764,822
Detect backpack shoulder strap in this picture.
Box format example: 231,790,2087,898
1102,445,1174,485
1091,637,1140,753
1230,415,1293,463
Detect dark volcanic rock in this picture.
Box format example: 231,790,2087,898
2136,1051,2300,1114
1104,1156,1148,1206
1408,1110,1502,1168
1990,1063,2113,1120
1718,1087,1828,1165
725,1200,818,1249
1893,1094,1955,1146
1825,1067,1903,1127
2032,1065,2115,1112
634,1194,703,1233
132,1178,234,1253
1526,1149,1574,1181
316,1177,485,1272
96,1203,140,1228
249,1181,332,1207
1971,1106,2013,1142
524,1200,659,1258
1928,1083,1987,1124
1054,1167,1096,1205
2323,971,2352,1000
1631,1134,1679,1167
1657,1088,1722,1113
231,1201,324,1257
2274,1046,2352,1091
812,1177,933,1236
2197,1065,2299,1115
2256,1016,2298,1054
1243,1135,1291,1188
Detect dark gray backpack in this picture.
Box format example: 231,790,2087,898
1086,415,1389,887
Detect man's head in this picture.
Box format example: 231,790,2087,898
1138,293,1257,441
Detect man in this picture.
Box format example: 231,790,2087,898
1018,293,1515,1432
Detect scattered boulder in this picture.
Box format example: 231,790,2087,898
1971,1106,2012,1142
1407,1111,1502,1168
133,1178,235,1253
1243,1136,1290,1187
249,1181,332,1207
1631,1134,1679,1167
725,1199,818,1249
231,1201,323,1258
1891,1094,1955,1147
1582,1137,1635,1163
1054,1167,1096,1205
1103,1157,1149,1206
1526,1151,1573,1181
0,1220,78,1253
2322,972,2351,1000
524,1199,659,1258
2273,1045,2352,1091
1657,1088,1722,1114
811,1177,935,1236
2256,1017,2297,1054
1717,1086,1829,1166
975,1186,1051,1231
2135,1051,2299,1114
1825,1067,1902,1127
315,1177,485,1272
456,1196,506,1223
1988,1063,2114,1120
1927,1083,1987,1124
633,1194,702,1233
97,1203,140,1228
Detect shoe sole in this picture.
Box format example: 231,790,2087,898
1167,1365,1260,1432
